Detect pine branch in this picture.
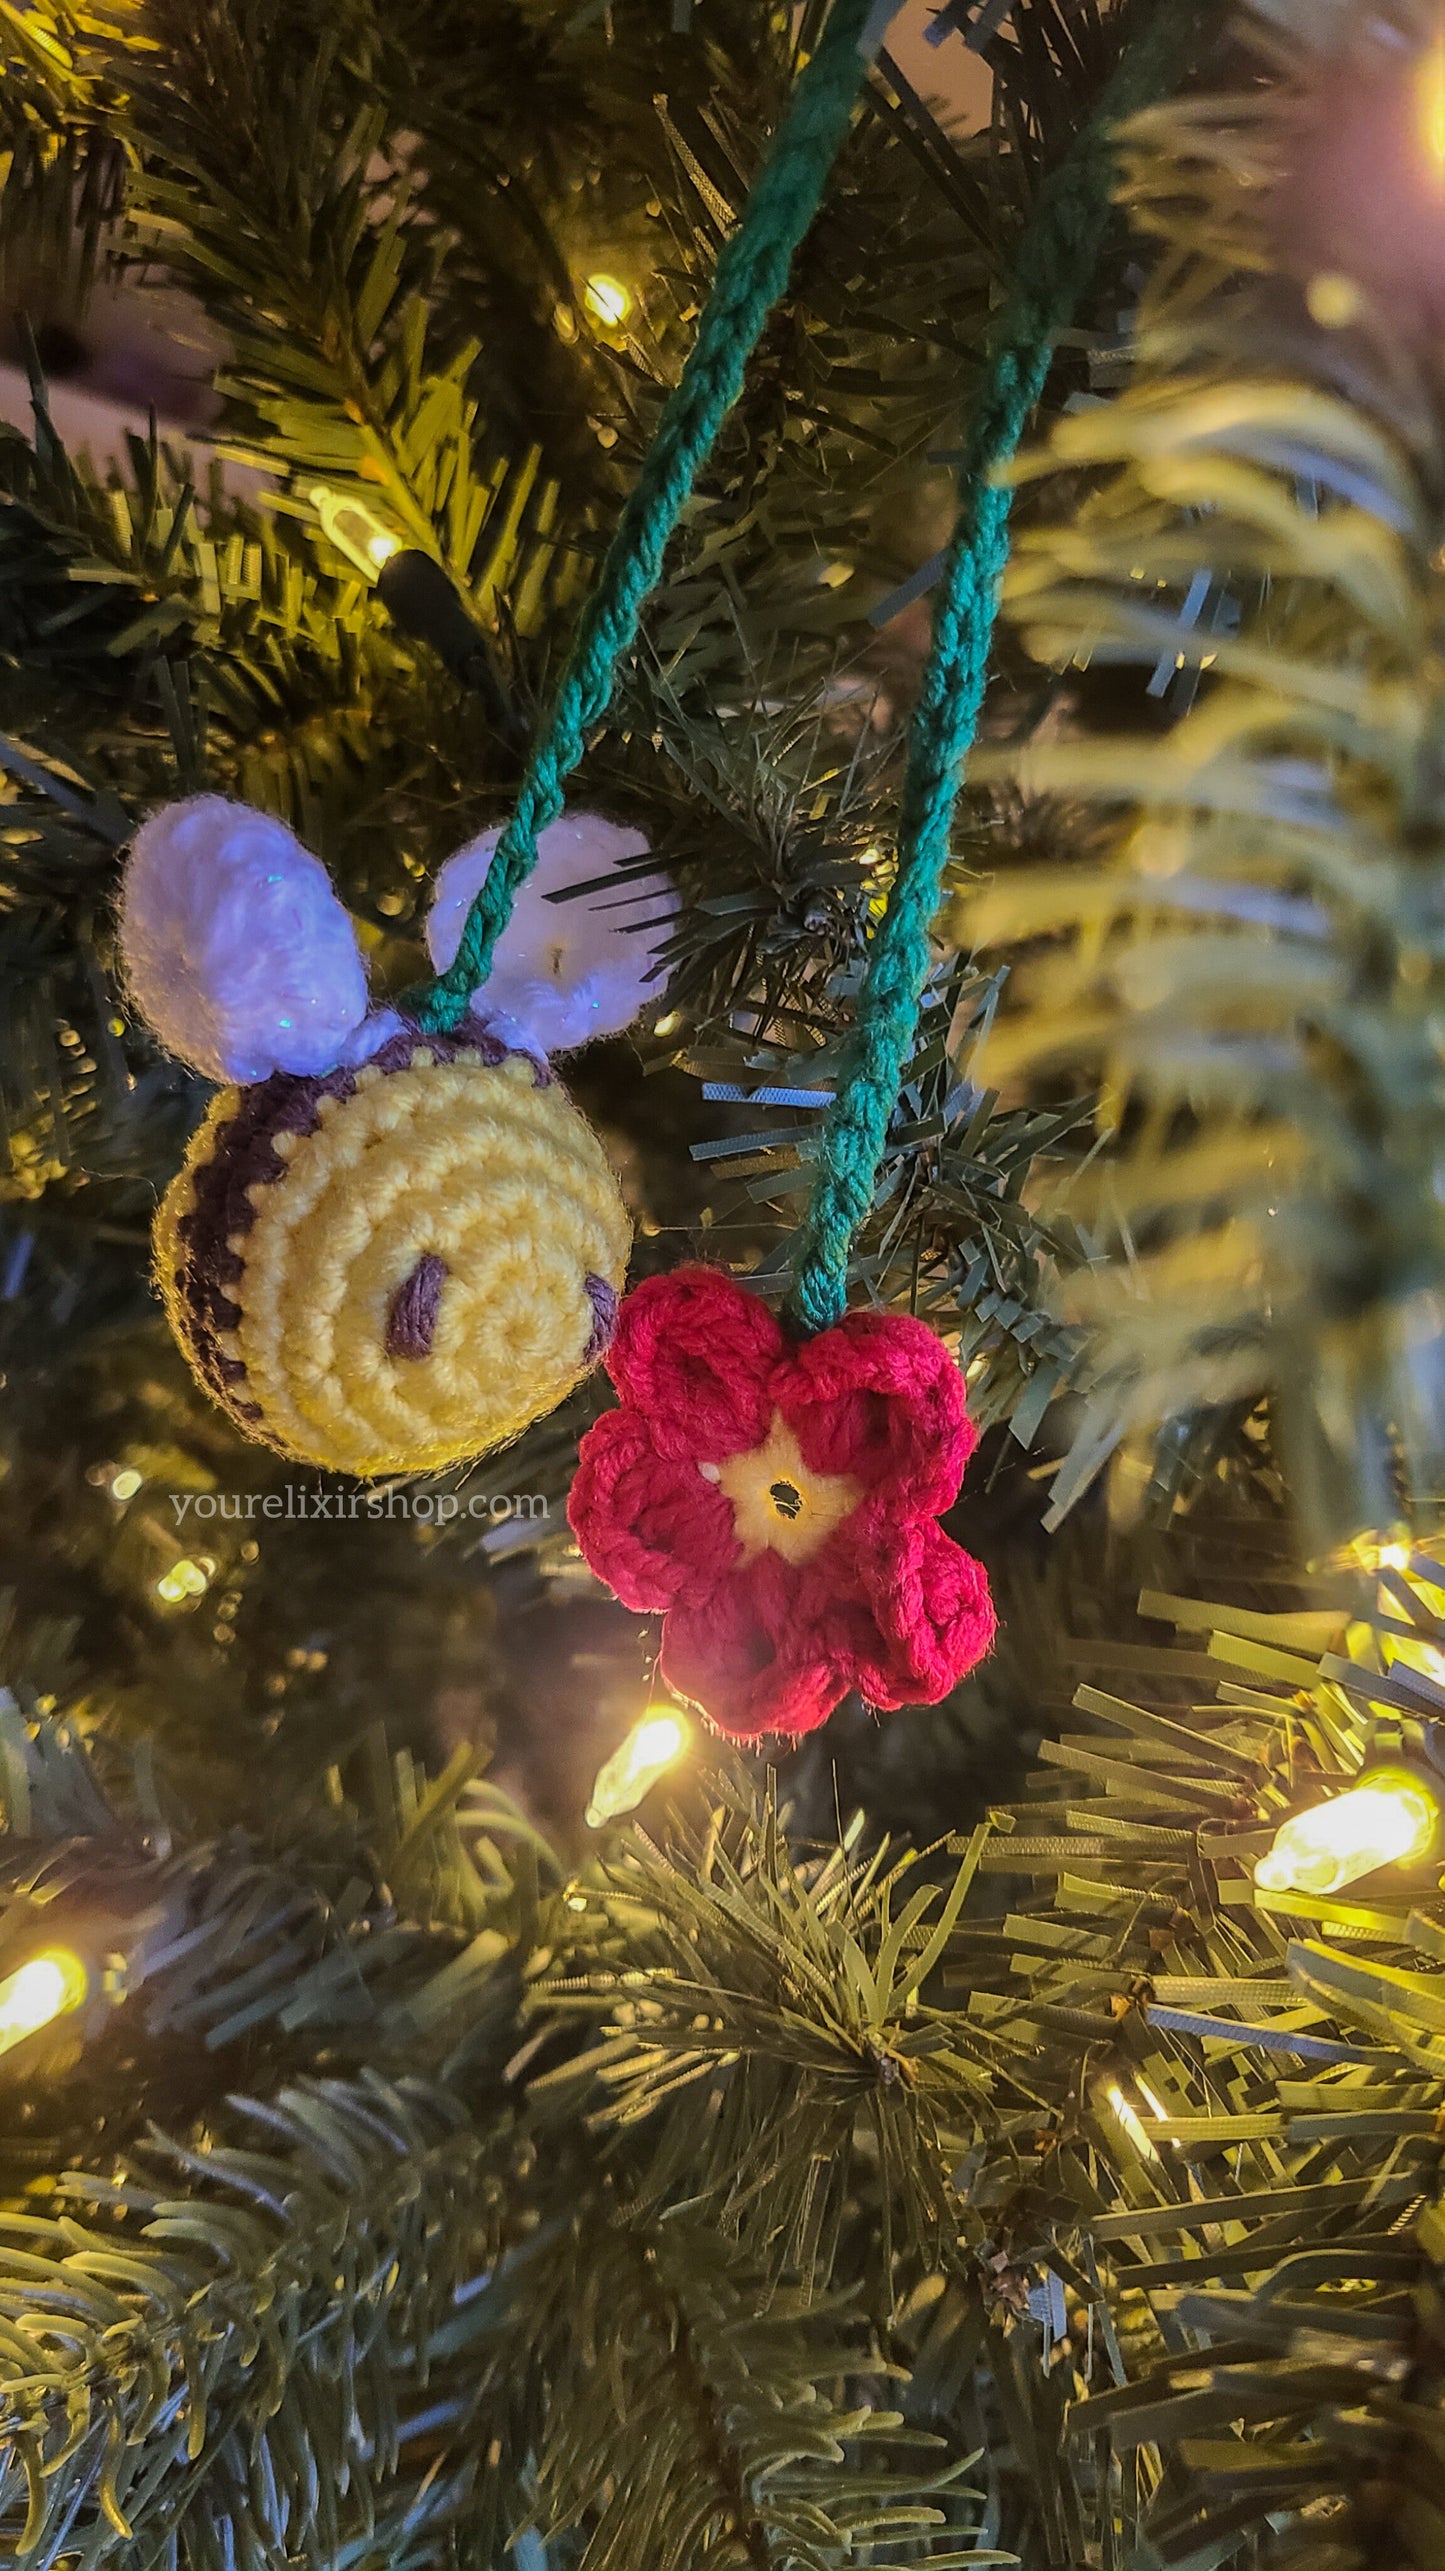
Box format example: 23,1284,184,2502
0,1707,1018,2571
964,2,1445,1546
533,1768,1012,2292
448,2192,988,2571
18,1541,1445,2571
0,0,130,321
119,0,581,641
0,0,1162,1450
937,1557,1445,2567
2,2075,495,2571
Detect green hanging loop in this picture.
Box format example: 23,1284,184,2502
786,0,1210,1337
407,0,1205,1346
407,0,878,1034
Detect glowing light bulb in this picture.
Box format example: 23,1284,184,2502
1305,272,1363,330
1344,1533,1413,1572
1423,36,1445,179
1103,2083,1160,2162
1254,1769,1441,1898
156,1557,211,1605
308,484,403,580
586,1706,690,1828
1337,1536,1445,1692
583,273,632,329
0,1949,87,2056
109,1468,141,1502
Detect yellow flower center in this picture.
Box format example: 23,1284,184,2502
712,1412,862,1567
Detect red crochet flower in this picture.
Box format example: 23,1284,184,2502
568,1267,995,1741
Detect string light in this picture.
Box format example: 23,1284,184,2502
156,1556,212,1605
1254,1768,1442,1898
1305,272,1363,329
1422,34,1445,181
586,1705,690,1828
110,1468,142,1503
1103,2082,1161,2161
308,484,403,580
1342,1533,1414,1573
583,273,632,329
0,1949,88,2057
1339,1536,1445,1689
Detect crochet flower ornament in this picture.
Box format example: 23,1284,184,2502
568,1267,995,1740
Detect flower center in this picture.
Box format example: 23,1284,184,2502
713,1413,861,1568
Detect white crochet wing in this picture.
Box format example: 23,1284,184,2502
120,795,372,1084
425,809,676,1057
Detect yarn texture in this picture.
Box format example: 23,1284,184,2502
133,0,874,1486
568,1267,995,1740
426,812,674,1056
408,0,874,1036
121,795,371,1084
786,0,1210,1336
129,0,1198,1676
157,1023,630,1476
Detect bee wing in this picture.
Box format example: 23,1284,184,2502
120,795,372,1084
425,810,676,1057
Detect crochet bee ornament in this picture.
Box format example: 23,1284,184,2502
121,797,670,1478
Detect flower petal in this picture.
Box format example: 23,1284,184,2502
606,1267,780,1460
660,1554,850,1741
569,1407,736,1610
846,1514,995,1708
778,1309,974,1515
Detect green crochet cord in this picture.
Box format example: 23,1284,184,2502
785,0,1209,1337
410,0,875,1035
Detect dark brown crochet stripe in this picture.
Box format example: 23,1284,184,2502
167,1020,538,1437
385,1250,449,1360
582,1271,618,1363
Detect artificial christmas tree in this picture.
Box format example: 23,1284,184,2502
3,1,1445,2567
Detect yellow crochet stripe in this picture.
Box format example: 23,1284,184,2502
158,1050,630,1477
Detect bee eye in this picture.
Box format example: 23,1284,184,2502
386,1253,448,1359
159,1030,630,1477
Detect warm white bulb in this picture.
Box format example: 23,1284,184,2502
1305,271,1363,330
585,1706,690,1828
0,1950,88,2055
1255,1773,1440,1898
1103,2083,1159,2162
1423,37,1445,177
157,1556,211,1605
584,273,632,329
631,1714,687,1768
309,483,404,582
